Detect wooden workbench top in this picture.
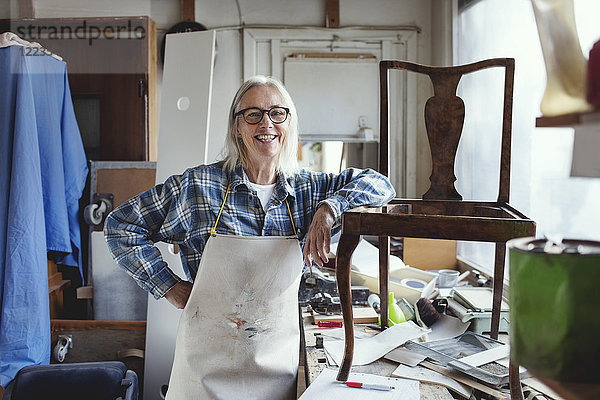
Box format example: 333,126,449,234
299,309,454,399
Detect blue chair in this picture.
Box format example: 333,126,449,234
2,361,138,400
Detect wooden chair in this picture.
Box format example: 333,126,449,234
334,58,536,399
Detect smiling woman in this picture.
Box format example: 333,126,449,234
103,75,395,399
224,75,300,179
234,85,289,184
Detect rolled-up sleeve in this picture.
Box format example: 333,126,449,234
312,168,396,225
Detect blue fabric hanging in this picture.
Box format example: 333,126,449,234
0,46,88,387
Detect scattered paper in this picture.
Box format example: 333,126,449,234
383,315,474,367
384,347,426,367
424,314,470,342
324,321,429,366
299,368,419,400
392,364,472,398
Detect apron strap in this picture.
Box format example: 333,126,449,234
210,184,231,234
285,198,297,236
211,182,298,236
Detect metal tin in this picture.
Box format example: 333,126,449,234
508,236,600,384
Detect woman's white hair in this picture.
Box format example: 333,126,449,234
223,75,299,176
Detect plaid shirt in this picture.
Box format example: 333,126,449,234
104,161,395,299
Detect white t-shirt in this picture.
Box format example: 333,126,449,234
247,181,276,212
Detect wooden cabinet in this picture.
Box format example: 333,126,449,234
1,17,157,161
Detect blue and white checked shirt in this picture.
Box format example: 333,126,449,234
104,161,395,299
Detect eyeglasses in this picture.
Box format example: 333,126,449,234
235,106,290,125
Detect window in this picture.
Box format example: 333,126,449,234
455,0,600,275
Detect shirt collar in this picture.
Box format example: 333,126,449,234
228,163,295,202
228,163,247,191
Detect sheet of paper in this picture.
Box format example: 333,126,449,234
455,344,509,367
324,321,429,366
299,368,419,400
392,364,471,398
424,314,470,341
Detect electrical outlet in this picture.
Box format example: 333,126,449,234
358,115,368,128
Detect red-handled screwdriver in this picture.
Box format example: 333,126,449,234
317,320,342,328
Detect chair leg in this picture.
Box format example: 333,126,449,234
378,236,390,329
335,233,360,381
491,242,506,340
509,360,524,400
492,242,524,398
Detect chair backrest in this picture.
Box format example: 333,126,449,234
379,58,515,202
4,361,138,400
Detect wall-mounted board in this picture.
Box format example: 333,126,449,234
284,57,379,139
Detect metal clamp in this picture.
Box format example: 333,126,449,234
53,334,73,363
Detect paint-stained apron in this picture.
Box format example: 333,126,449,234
165,230,304,400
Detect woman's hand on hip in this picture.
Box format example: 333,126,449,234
164,281,193,309
303,204,335,268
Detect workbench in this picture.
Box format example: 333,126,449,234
298,308,454,399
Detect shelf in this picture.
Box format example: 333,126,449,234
536,110,600,128
299,134,379,143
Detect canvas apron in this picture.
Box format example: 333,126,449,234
166,186,303,400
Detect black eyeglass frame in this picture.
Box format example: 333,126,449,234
234,106,290,125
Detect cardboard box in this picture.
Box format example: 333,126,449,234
403,238,457,270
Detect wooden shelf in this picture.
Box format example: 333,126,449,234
536,110,600,127
48,260,70,319
299,134,379,143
